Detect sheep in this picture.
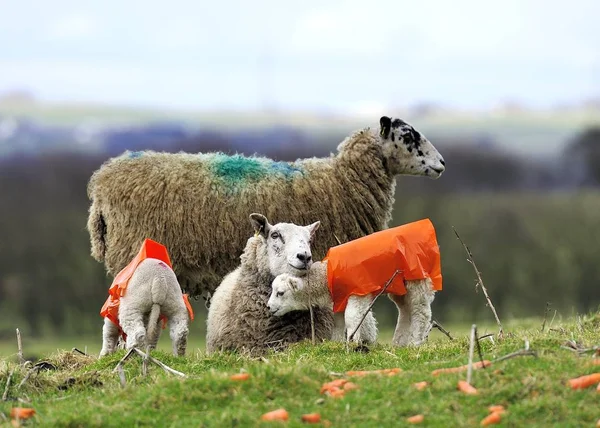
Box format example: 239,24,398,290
99,258,192,357
268,267,435,347
205,213,334,355
267,219,442,347
86,116,446,304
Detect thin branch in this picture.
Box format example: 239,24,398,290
466,324,476,385
540,302,551,332
474,326,485,369
142,346,150,377
16,329,24,365
348,270,401,342
2,368,14,401
116,364,127,388
132,349,186,377
17,366,40,390
431,319,454,340
71,348,92,357
112,348,136,373
493,349,537,362
453,227,504,339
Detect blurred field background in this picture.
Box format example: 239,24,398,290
0,0,599,359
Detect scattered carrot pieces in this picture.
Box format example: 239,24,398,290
301,413,321,424
487,405,505,414
432,360,492,376
328,388,346,398
566,372,600,390
229,373,250,381
320,379,348,394
346,368,402,377
457,380,478,395
343,382,359,391
481,411,503,426
413,381,428,391
10,408,36,420
406,414,424,424
261,408,289,421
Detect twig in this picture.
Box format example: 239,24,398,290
112,348,136,373
453,227,504,339
16,328,24,365
142,346,150,377
348,270,401,342
132,349,186,377
478,333,494,340
474,326,485,368
466,324,476,384
17,366,40,390
116,364,127,388
0,411,7,422
549,309,558,329
2,368,14,401
71,348,90,357
540,302,551,332
431,319,454,340
493,349,537,362
333,234,342,246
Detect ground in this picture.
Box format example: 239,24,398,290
0,315,599,427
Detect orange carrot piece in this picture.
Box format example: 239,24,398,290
328,388,346,398
413,381,428,391
487,405,505,414
481,411,502,426
343,382,359,391
320,379,348,394
406,414,424,424
301,413,321,424
432,360,492,376
230,373,250,381
457,380,478,395
346,368,402,377
261,408,289,421
566,373,600,390
10,408,36,420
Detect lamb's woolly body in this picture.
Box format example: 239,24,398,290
205,236,334,355
88,129,397,298
269,262,435,347
99,258,190,357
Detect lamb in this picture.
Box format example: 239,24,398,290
267,219,442,347
205,213,334,355
99,256,192,358
86,116,446,304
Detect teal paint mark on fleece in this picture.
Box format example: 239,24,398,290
128,151,144,159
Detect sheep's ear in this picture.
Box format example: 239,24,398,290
379,116,392,139
250,213,270,238
306,221,320,240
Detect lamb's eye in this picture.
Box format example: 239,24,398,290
276,291,284,297
271,232,280,240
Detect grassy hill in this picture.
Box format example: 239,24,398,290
1,315,598,427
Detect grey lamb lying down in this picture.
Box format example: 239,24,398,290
206,213,334,355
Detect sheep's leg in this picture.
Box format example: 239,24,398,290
406,280,435,346
331,312,346,342
388,294,411,347
168,312,189,357
120,311,147,350
345,295,377,345
99,318,120,357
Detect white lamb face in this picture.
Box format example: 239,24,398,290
249,213,320,277
378,116,445,179
267,274,305,316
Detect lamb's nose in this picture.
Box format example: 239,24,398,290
297,253,311,263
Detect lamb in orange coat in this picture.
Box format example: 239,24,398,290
267,219,442,346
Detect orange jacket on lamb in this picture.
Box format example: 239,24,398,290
100,238,194,339
323,218,442,313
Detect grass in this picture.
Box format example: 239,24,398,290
0,314,599,427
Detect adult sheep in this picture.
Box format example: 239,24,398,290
86,116,446,301
206,213,333,355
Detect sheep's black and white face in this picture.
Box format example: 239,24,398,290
379,116,445,178
249,213,320,277
267,274,305,316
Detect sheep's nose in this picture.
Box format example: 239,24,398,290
296,253,311,263
267,304,271,311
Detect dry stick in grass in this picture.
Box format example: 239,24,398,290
112,348,136,374
347,270,401,343
540,302,551,332
453,227,504,339
16,328,24,365
432,319,454,340
132,348,186,377
142,345,150,377
116,364,127,388
474,326,486,368
2,368,14,401
466,324,476,385
494,340,537,363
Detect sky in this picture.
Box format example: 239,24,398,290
0,0,599,115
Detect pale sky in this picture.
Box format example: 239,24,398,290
0,0,598,114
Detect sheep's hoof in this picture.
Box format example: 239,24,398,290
353,344,370,354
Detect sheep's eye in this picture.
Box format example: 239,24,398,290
276,291,284,297
270,232,280,240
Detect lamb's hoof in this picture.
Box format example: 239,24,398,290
353,344,370,354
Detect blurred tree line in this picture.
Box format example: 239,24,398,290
0,126,599,338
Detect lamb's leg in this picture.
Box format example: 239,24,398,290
99,318,120,357
331,312,346,342
119,310,147,350
345,295,377,345
388,294,411,347
168,311,189,357
406,280,435,346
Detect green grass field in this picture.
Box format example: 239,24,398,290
0,315,598,427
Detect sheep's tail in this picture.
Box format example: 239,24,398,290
87,199,107,261
147,273,168,344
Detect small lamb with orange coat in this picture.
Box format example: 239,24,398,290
267,219,442,347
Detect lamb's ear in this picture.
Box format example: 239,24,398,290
306,221,321,240
379,116,392,139
250,213,270,238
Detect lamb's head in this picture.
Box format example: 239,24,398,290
378,115,445,179
249,213,320,277
267,274,306,316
